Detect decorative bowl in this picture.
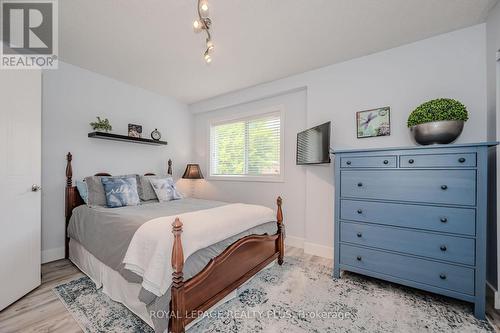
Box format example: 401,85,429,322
410,120,464,145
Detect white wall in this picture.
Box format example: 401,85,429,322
41,62,192,262
487,3,500,140
193,89,308,248
486,1,500,292
191,25,488,259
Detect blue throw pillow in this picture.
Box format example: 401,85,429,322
149,177,183,202
101,176,140,208
76,180,88,204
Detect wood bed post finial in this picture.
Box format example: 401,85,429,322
277,196,284,265
66,152,73,187
171,217,185,333
171,218,184,274
65,152,74,259
168,159,173,176
277,196,283,222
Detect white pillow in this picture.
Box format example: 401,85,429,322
148,177,183,202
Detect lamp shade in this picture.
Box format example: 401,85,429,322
182,164,204,179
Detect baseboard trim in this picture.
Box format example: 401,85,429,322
304,242,333,259
41,247,65,264
487,281,500,309
285,236,333,259
285,236,305,248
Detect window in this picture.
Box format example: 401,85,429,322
209,110,283,181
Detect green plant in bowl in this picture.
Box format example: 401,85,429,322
407,98,468,145
407,98,468,128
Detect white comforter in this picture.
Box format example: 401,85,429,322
122,203,276,297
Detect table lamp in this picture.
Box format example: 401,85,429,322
182,164,204,197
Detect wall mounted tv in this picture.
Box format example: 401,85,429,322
296,121,331,165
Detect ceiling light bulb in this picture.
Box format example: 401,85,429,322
193,19,202,32
200,1,209,14
204,52,212,64
206,40,214,52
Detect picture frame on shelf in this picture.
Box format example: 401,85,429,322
128,124,142,138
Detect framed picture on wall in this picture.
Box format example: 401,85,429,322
356,106,391,138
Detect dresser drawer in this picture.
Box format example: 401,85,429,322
340,244,475,295
400,153,476,168
340,200,475,235
341,156,396,168
341,170,476,206
340,222,475,265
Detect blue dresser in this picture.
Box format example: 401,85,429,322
333,142,497,319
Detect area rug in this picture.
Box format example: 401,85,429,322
54,256,494,332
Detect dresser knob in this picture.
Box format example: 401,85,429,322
440,217,448,223
441,185,448,190
383,160,389,165
408,159,414,164
346,161,351,165
440,245,447,252
458,157,466,163
356,256,362,261
357,232,362,238
439,273,447,280
357,209,363,214
357,182,363,187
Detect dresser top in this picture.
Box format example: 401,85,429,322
332,141,498,154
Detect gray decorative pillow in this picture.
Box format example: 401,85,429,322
85,174,140,207
139,175,158,201
84,176,107,206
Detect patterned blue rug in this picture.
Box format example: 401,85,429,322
54,276,153,333
54,256,493,332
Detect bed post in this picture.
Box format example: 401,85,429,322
168,159,172,176
170,218,185,333
65,152,73,259
277,196,284,265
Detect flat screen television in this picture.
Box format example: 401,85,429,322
296,121,331,165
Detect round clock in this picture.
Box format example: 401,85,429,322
151,128,161,141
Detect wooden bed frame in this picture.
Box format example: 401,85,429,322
64,152,285,333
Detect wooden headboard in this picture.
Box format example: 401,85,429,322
64,152,173,258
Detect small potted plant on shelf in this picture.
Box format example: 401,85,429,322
90,116,112,133
407,98,468,145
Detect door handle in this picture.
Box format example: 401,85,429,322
32,184,41,192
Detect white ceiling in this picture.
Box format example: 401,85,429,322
59,0,498,104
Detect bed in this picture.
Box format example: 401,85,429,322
64,152,285,333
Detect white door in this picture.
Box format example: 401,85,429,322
0,70,41,310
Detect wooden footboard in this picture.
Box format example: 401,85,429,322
169,197,285,333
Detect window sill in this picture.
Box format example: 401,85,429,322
207,175,284,183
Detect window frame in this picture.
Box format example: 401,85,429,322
207,105,285,182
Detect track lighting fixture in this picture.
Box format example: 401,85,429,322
193,0,214,64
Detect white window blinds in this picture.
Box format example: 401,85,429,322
210,112,282,178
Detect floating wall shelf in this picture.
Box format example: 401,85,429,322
88,132,168,146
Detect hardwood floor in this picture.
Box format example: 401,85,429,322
0,259,84,333
0,247,498,332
